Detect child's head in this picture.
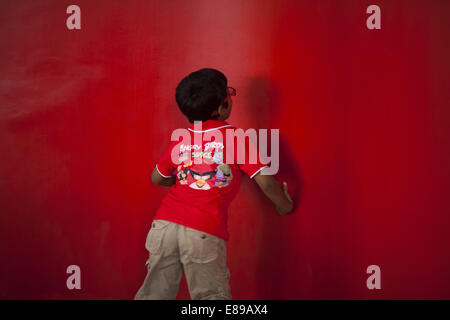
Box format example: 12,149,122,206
175,68,234,123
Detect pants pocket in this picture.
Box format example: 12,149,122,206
145,219,170,255
186,228,222,263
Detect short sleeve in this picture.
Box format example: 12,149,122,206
155,142,177,178
237,136,267,179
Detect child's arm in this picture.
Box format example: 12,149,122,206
253,173,294,215
151,168,176,187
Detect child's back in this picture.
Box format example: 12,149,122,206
135,69,293,300
154,119,267,241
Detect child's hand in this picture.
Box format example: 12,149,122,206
254,174,295,215
282,182,292,201
277,182,294,215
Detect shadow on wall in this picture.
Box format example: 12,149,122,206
246,77,306,298
246,76,304,205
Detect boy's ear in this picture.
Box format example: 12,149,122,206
217,102,227,115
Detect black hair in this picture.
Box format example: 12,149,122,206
175,68,228,123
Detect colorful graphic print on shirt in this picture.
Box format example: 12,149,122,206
176,149,233,190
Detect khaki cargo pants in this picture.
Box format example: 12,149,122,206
134,219,232,300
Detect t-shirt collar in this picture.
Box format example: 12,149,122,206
188,120,232,133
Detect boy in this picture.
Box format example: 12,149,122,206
134,68,294,300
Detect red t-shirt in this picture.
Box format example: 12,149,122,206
153,120,266,240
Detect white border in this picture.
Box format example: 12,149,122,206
155,164,173,178
250,166,268,179
188,125,232,133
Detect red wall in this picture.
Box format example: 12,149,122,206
0,0,449,299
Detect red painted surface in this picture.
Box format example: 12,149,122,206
0,0,449,299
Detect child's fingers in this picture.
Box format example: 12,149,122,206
283,182,293,202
